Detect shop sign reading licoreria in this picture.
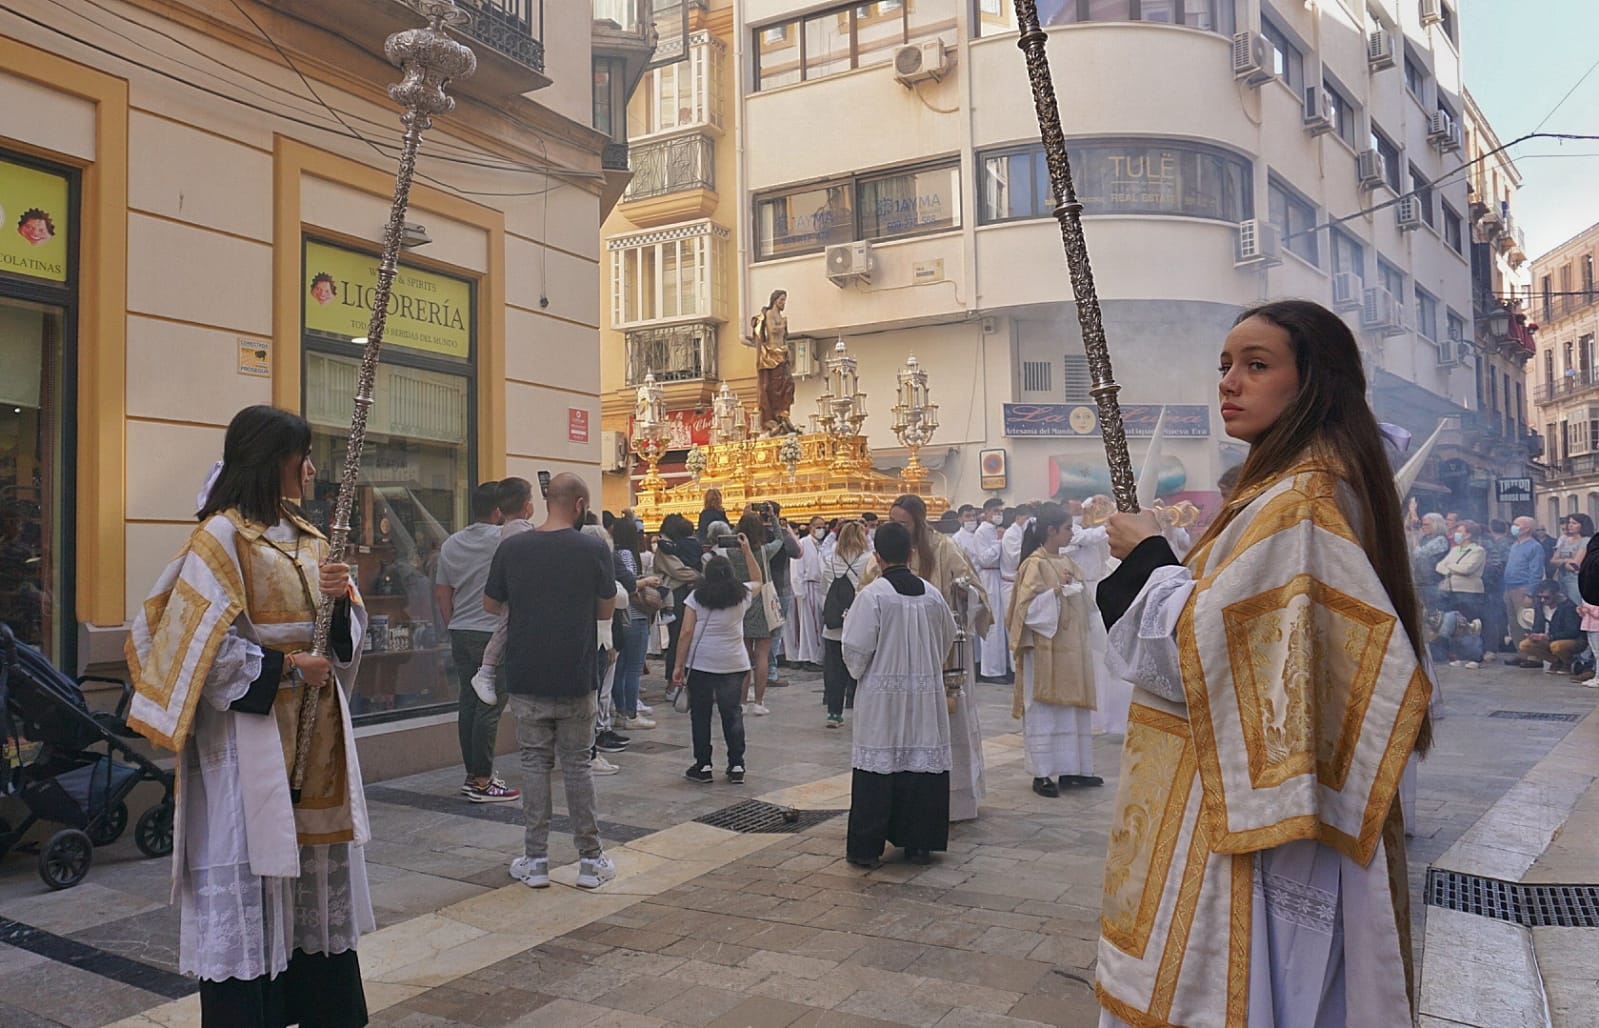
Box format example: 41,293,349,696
303,239,471,359
0,158,70,283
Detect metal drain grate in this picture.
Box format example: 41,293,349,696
1488,710,1582,722
1427,870,1599,928
695,800,845,834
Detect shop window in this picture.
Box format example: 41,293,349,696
609,219,729,328
300,239,475,723
857,163,962,242
0,154,75,666
979,139,1251,224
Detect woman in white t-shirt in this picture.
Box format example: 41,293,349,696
672,536,763,785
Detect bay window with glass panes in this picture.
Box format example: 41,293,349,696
628,32,726,140
974,0,1235,35
610,220,730,328
755,1,957,90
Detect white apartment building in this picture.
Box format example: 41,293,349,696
1529,221,1599,528
730,0,1479,510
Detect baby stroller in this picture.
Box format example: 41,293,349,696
0,624,175,890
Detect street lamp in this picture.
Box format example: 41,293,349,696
631,371,669,494
1486,304,1512,342
891,353,939,485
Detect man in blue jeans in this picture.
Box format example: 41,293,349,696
434,482,519,803
485,473,619,890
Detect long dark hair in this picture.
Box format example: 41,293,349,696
610,516,642,562
693,555,748,610
890,494,933,575
1020,502,1070,563
1200,300,1430,752
198,405,312,526
737,511,767,547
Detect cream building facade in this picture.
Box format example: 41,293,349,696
713,0,1480,514
0,0,651,774
1529,221,1599,528
598,0,737,511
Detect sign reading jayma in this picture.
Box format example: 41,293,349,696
1003,403,1211,438
303,240,472,360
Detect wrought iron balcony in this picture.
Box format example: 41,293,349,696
625,322,718,386
623,134,715,202
457,0,544,73
1539,369,1599,405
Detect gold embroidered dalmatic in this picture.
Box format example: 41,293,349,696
1006,550,1095,718
1096,467,1430,1027
127,508,362,845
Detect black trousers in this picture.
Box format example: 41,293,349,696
822,638,856,717
847,769,949,860
688,669,746,769
199,948,367,1028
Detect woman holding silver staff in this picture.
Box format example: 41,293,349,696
127,405,374,1027
1094,302,1431,1027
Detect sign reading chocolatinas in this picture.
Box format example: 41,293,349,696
1002,403,1211,438
303,239,473,360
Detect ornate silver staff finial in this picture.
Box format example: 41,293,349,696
291,1,475,804
1010,1,1138,514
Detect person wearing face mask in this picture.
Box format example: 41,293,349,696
973,498,1009,682
1433,520,1486,669
791,516,829,669
1503,516,1544,651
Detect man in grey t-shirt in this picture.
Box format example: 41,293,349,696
435,482,519,802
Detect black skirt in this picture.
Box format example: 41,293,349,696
198,948,368,1028
847,769,950,859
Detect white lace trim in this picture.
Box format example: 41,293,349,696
1255,864,1338,933
852,745,952,775
201,628,264,711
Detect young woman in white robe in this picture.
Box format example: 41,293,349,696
1007,503,1099,798
1094,303,1432,1028
127,406,373,1027
973,505,1009,680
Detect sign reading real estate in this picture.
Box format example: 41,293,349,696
0,158,69,283
303,240,472,359
1002,403,1211,438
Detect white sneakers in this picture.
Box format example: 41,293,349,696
746,703,771,716
509,856,549,888
577,853,617,889
509,853,616,890
1581,677,1599,689
590,754,621,775
470,665,498,704
623,714,657,730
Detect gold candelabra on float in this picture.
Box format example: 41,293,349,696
710,381,756,492
631,371,670,495
814,338,869,472
890,353,939,485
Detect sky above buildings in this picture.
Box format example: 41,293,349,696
1461,0,1599,261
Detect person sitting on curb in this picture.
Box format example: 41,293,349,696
1516,579,1586,673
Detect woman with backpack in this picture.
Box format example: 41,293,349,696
672,537,764,784
821,521,870,727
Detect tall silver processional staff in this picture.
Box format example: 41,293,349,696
292,0,476,803
1009,1,1139,514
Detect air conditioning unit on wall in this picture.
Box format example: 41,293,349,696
1303,87,1333,135
1235,219,1282,266
1367,29,1396,70
1362,287,1407,336
1332,272,1363,311
1232,31,1275,87
601,430,628,473
1397,195,1424,231
825,241,874,287
1357,149,1385,190
894,40,950,85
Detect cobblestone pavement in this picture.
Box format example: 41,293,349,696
0,657,1594,1027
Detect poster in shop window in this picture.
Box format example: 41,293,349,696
303,239,473,360
0,159,69,284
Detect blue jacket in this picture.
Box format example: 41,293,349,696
1504,537,1545,591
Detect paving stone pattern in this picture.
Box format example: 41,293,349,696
0,660,1594,1026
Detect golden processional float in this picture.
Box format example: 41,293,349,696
630,338,950,528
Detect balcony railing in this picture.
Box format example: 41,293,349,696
1546,453,1599,480
1541,370,1599,404
458,0,544,73
623,134,715,202
625,322,718,386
